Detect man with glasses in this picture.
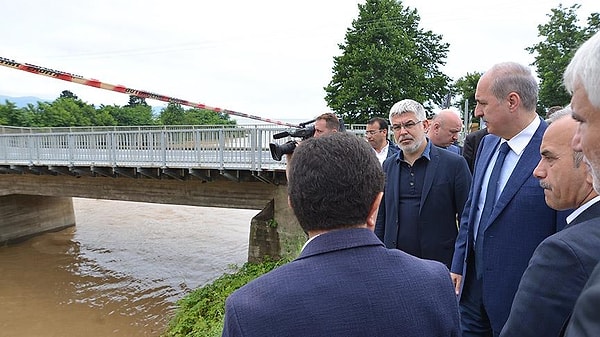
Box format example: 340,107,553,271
365,117,398,165
375,99,472,269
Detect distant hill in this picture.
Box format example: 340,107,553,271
0,95,48,107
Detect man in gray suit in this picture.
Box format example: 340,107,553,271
222,132,460,337
500,108,600,337
563,30,600,337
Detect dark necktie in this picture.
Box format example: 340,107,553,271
475,141,510,278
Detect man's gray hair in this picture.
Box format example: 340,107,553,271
564,31,600,108
489,62,538,112
546,106,584,168
389,99,426,122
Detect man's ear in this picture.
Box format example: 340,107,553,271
366,192,383,230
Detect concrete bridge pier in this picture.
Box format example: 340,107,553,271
0,194,75,244
247,186,307,263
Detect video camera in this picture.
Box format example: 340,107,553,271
269,119,316,161
268,116,346,161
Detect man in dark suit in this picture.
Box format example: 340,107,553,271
450,62,565,337
375,99,472,269
501,108,600,337
427,109,464,155
463,127,489,173
565,262,600,336
222,132,461,337
563,30,600,337
365,117,398,165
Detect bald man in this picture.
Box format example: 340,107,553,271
427,109,463,154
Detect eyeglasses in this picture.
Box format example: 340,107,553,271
391,120,423,131
365,129,385,136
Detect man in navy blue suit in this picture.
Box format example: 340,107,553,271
501,108,600,337
375,99,472,269
450,62,565,337
563,30,600,337
222,132,460,337
365,117,398,165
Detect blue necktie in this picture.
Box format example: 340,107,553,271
475,141,510,278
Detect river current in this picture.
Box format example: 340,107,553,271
0,198,257,336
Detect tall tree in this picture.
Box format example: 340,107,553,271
527,4,600,114
324,0,451,123
454,72,482,123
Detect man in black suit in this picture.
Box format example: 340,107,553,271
375,99,472,269
500,108,600,337
462,127,488,173
223,132,461,337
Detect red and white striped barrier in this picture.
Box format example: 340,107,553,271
0,56,299,127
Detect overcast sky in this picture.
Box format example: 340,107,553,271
0,0,595,125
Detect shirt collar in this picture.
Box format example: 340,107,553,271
505,117,541,155
566,195,600,224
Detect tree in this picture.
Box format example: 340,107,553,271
527,4,600,114
159,102,187,125
125,95,149,107
59,90,79,100
453,72,482,123
324,0,451,123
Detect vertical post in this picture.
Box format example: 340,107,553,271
463,99,469,134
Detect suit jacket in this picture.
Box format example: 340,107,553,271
448,143,462,155
375,142,472,268
451,119,566,333
463,128,489,173
565,260,600,337
386,140,399,159
500,200,600,337
222,228,460,337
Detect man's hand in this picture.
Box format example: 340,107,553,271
450,272,462,296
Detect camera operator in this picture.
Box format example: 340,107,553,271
313,112,341,138
285,112,342,177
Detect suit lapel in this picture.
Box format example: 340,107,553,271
485,121,546,227
420,144,439,213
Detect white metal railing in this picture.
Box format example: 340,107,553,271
0,126,298,171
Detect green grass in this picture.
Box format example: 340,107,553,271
163,258,291,337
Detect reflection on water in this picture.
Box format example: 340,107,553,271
0,198,256,337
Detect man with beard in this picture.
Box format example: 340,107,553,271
375,99,472,269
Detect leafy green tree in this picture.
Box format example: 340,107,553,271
453,72,482,123
159,102,187,125
158,102,235,125
125,95,149,107
0,100,28,126
59,90,79,100
185,108,236,125
116,105,156,126
324,0,451,123
527,4,600,114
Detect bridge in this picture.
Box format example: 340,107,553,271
0,124,365,261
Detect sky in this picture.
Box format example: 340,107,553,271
0,0,596,125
